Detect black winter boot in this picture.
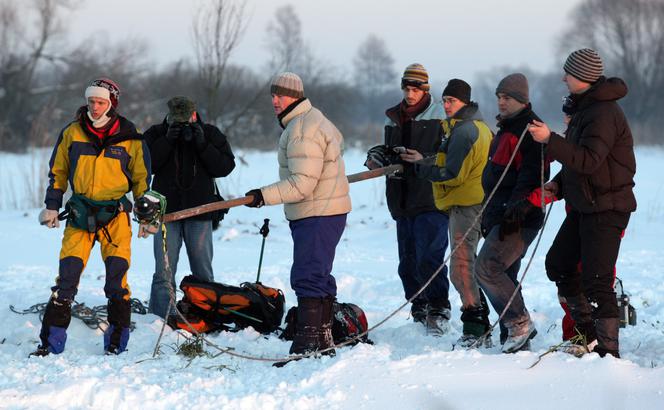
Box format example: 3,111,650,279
104,298,131,355
289,297,323,355
33,298,72,356
274,297,330,367
594,317,620,358
319,297,336,357
564,295,596,338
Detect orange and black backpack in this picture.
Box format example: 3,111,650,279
167,275,285,334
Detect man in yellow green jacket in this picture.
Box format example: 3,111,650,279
33,78,152,356
403,79,492,348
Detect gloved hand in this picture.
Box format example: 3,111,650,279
138,223,159,238
39,209,60,228
499,199,533,241
244,189,265,208
364,145,391,169
191,122,206,150
165,122,183,142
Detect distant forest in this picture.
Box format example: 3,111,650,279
1,0,662,152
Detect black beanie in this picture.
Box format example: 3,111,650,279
442,79,471,104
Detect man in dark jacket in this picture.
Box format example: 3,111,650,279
144,96,235,318
529,48,636,358
475,73,550,353
364,63,450,335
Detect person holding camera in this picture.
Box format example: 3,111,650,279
34,78,152,356
364,63,451,336
144,96,235,319
402,79,493,348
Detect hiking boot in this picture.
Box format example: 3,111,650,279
502,320,537,353
459,305,492,349
411,300,427,324
425,306,451,337
595,317,620,358
29,345,51,358
456,333,493,349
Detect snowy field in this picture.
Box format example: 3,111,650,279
0,147,663,409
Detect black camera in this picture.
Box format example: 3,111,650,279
615,277,637,328
178,122,193,142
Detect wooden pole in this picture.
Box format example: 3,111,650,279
161,164,403,223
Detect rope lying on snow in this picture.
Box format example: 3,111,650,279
150,126,553,363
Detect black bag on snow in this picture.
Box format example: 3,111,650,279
280,301,373,345
168,275,285,334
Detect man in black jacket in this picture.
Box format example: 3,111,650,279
475,73,550,353
364,63,451,335
144,96,236,318
529,48,636,358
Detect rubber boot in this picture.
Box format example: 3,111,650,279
104,298,131,355
594,317,620,358
32,298,72,356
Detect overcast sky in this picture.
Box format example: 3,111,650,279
66,0,582,87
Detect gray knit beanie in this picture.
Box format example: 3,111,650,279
495,73,529,104
564,48,604,83
270,72,304,98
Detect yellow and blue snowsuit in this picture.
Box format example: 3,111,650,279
39,110,151,354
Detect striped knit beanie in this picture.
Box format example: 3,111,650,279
270,72,304,98
85,78,120,108
564,48,604,83
401,63,430,91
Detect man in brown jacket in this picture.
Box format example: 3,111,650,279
245,72,352,363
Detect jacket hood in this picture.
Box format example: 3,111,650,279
585,76,628,103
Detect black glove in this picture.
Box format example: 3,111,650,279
499,199,533,241
364,145,391,169
191,122,206,150
165,122,182,142
244,189,265,208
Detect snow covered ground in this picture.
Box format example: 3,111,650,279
0,147,663,409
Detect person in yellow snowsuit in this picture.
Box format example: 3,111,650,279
33,78,151,356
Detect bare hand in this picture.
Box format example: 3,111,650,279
39,209,60,228
528,120,551,144
543,181,559,198
138,223,158,238
400,148,423,163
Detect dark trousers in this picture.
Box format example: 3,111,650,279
546,210,629,319
290,214,347,298
396,211,450,306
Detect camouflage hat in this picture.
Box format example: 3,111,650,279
167,96,196,123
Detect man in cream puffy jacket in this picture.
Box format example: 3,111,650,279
245,72,351,363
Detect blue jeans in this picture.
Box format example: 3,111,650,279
149,219,214,318
290,214,347,298
396,211,450,307
475,225,537,331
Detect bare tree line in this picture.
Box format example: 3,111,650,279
1,0,662,154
